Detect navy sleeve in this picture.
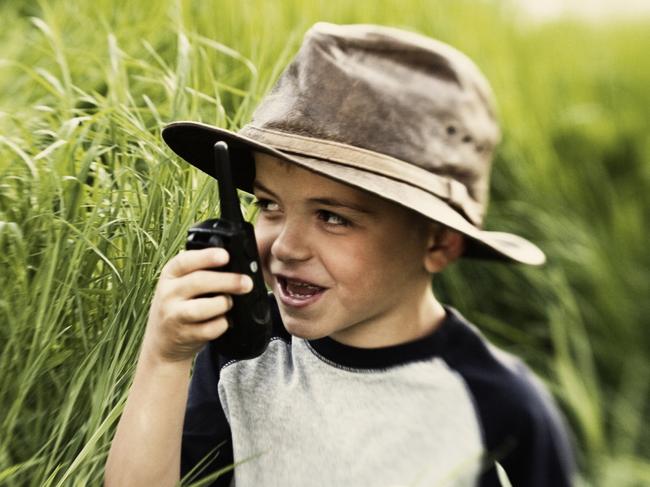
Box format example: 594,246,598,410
495,363,576,487
441,309,576,487
180,343,233,487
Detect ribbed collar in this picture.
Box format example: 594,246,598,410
306,307,463,370
268,293,464,371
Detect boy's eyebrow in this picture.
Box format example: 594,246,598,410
253,181,375,215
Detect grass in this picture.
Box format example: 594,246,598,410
0,0,648,485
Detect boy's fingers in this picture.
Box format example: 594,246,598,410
177,295,233,323
189,316,230,342
162,249,229,278
173,271,254,299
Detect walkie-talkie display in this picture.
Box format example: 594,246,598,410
186,141,271,360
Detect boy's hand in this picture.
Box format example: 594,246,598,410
142,248,254,364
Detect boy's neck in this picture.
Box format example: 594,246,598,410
328,284,446,349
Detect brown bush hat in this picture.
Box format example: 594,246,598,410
162,22,545,265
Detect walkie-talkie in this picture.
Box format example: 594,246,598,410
186,141,271,360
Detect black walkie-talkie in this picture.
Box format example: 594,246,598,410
185,141,271,360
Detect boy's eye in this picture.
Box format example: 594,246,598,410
252,198,279,212
318,210,351,227
252,198,351,228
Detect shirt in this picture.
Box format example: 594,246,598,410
181,294,575,486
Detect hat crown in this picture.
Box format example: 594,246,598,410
244,22,501,225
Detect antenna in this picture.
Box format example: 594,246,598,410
214,141,243,223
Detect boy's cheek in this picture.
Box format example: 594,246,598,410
254,225,271,254
261,268,273,290
254,228,275,284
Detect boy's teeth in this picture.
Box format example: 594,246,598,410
285,279,322,297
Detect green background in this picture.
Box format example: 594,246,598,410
1,0,648,485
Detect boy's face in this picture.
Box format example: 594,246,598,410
252,152,438,347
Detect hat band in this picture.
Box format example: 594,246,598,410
240,125,484,226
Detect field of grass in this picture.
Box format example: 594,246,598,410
0,0,648,485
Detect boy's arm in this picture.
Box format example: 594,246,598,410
104,248,253,486
104,350,193,486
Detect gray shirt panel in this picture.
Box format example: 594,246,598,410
219,336,483,487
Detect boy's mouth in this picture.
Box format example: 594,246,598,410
277,275,327,307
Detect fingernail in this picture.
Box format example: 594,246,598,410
241,275,254,291
215,248,228,261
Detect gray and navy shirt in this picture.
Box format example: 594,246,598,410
181,295,574,486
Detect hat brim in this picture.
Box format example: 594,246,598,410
161,121,546,266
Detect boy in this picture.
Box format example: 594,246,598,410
106,23,574,486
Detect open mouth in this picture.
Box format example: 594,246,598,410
277,276,327,307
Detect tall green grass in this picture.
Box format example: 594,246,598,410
0,0,648,485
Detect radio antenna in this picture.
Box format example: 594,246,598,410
214,141,243,223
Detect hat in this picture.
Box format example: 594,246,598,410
162,22,545,265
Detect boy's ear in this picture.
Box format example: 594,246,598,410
423,225,465,273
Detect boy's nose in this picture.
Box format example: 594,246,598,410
270,219,312,263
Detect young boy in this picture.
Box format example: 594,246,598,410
106,22,574,486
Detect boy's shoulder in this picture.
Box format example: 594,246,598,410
441,305,559,422
440,306,575,485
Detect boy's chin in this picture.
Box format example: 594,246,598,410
282,319,329,341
